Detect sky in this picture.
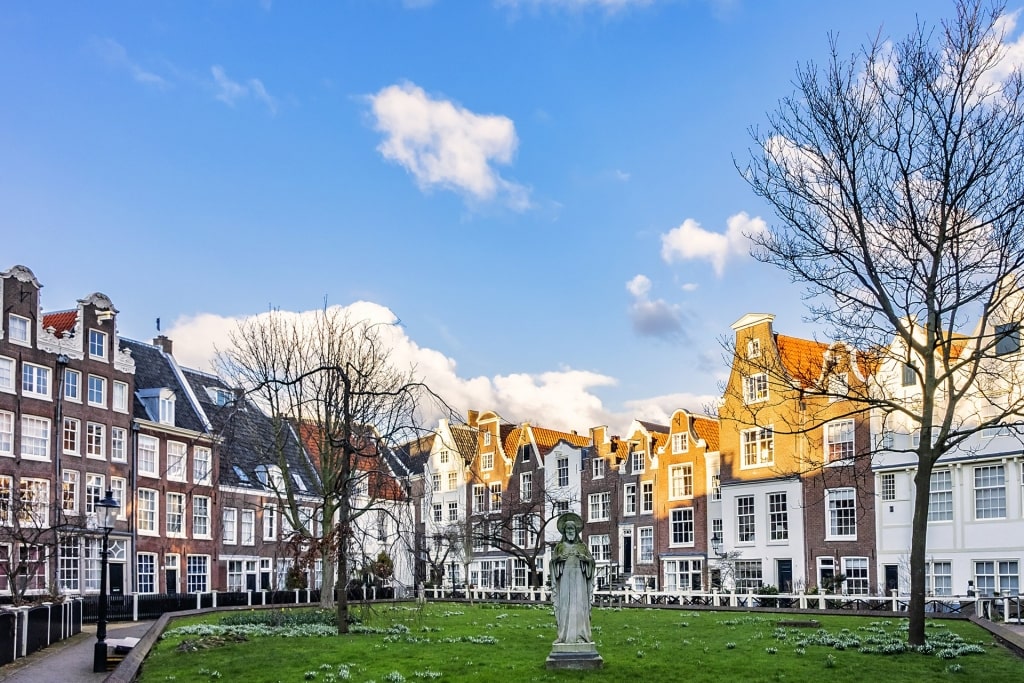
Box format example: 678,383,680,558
0,0,998,435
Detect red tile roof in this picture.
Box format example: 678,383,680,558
775,334,831,387
43,310,77,336
692,416,720,451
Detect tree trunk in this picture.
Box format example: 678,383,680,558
320,552,336,609
907,458,935,646
336,548,349,634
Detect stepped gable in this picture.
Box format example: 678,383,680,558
120,338,206,433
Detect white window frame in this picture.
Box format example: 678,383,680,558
623,483,637,516
85,474,104,515
592,458,605,479
18,478,50,527
166,441,187,482
640,480,654,514
481,450,494,471
588,534,611,562
138,435,159,478
193,495,211,538
111,427,127,463
62,469,79,514
137,553,157,594
63,417,80,456
447,471,457,491
166,492,186,537
87,374,106,407
520,471,532,502
88,329,108,360
110,477,126,519
928,469,953,522
489,482,502,513
669,507,694,547
736,495,755,543
186,555,209,594
668,463,693,500
263,504,277,541
672,432,688,453
85,422,105,460
743,373,768,404
223,507,238,544
0,356,15,394
826,488,857,540
879,472,896,501
768,492,788,541
741,426,774,468
8,314,30,346
472,484,486,513
557,457,569,487
22,363,51,399
842,556,870,595
825,419,855,462
63,368,80,402
241,509,255,546
588,492,610,522
193,447,211,485
112,381,129,412
20,415,50,460
638,527,654,564
631,449,645,474
137,488,158,535
974,464,1006,520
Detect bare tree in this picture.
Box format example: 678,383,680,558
741,0,1024,644
217,306,451,633
0,479,65,605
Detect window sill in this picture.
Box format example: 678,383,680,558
23,393,52,401
20,454,50,462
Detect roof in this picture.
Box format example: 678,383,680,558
393,434,433,476
775,334,831,388
295,421,408,501
692,416,720,451
120,338,207,433
450,424,478,463
530,425,590,455
42,310,76,336
637,420,669,434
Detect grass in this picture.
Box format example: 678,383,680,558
138,602,1023,683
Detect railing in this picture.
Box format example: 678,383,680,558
0,600,82,666
81,589,326,623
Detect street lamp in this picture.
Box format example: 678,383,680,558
710,532,726,558
93,490,120,672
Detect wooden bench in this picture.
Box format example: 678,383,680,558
105,637,140,670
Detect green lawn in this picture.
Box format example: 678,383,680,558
138,602,1022,683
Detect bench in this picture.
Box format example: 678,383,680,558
105,637,140,670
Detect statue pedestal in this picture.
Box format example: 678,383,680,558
545,642,604,670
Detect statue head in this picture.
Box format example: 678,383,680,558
556,512,585,542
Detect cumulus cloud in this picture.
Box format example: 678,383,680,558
92,38,168,88
166,303,628,434
660,211,766,277
211,65,277,114
367,82,531,210
622,391,722,427
626,274,684,339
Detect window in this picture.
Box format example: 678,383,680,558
63,417,80,455
112,381,128,411
59,537,80,592
926,561,952,596
85,474,103,515
291,473,307,493
223,508,237,544
901,362,917,387
473,485,486,513
641,481,654,514
431,473,441,492
22,363,50,398
110,477,126,518
519,444,533,462
672,432,689,453
159,393,175,425
194,447,211,484
624,483,637,515
520,472,532,502
669,464,693,499
137,553,157,594
166,493,185,536
670,508,694,545
86,422,105,459
167,441,187,481
20,415,50,459
489,482,502,512
18,545,47,592
137,489,157,534
996,322,1021,355
439,449,449,464
664,558,703,592
87,375,106,406
18,479,49,526
104,427,123,463
513,515,537,548
483,431,492,446
974,560,1020,597
879,429,895,450
227,560,244,592
482,450,494,471
734,560,763,592
828,373,848,401
928,469,953,522
589,534,611,562
710,473,721,501
736,495,755,543
0,476,9,524
88,329,107,359
241,509,255,545
62,470,78,513
448,501,459,521
825,419,855,461
0,357,13,393
447,471,457,491
974,465,1006,519
747,338,761,359
186,555,209,593
768,492,788,541
552,500,570,516
592,458,605,479
880,472,896,501
588,492,611,521
638,527,654,563
743,373,768,403
741,426,774,467
138,435,158,477
433,503,444,524
0,411,11,456
263,505,277,540
827,488,857,539
193,496,210,537
63,369,80,401
842,557,870,595
557,457,569,487
8,314,30,345
631,449,645,474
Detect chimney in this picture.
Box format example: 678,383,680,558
467,410,479,428
153,335,173,355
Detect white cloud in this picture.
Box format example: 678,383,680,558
167,303,628,434
92,38,168,88
622,391,722,427
660,211,766,277
626,274,684,338
211,65,277,115
367,82,531,210
680,282,699,292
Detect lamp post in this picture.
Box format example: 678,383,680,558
93,490,120,672
710,532,726,558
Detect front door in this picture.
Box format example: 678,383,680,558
621,530,633,575
166,569,178,594
109,563,125,595
776,559,793,593
885,565,899,594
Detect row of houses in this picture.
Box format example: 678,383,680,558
2,263,1022,601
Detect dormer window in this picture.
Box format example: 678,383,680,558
8,314,30,346
256,465,284,491
138,388,176,426
206,387,234,406
88,329,108,360
233,465,251,484
159,395,175,425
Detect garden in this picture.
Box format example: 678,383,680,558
139,603,1023,682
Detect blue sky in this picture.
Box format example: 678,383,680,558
0,1,974,433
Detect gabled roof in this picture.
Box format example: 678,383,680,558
42,310,76,336
530,426,590,455
450,424,478,463
120,338,207,433
637,420,669,434
393,433,433,476
775,334,831,388
692,416,720,451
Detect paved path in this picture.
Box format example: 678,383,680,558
0,621,154,683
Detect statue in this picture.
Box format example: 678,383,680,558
546,512,603,669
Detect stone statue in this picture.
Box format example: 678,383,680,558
546,512,603,669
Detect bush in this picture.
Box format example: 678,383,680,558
220,608,336,628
